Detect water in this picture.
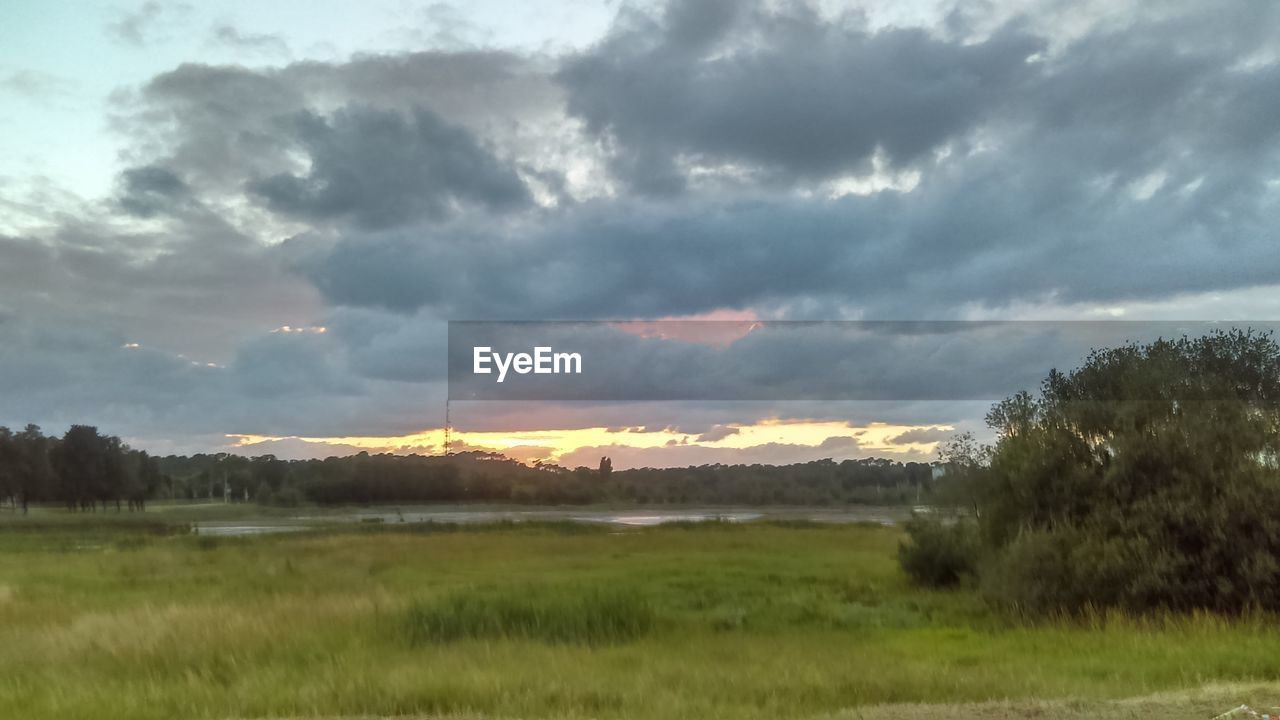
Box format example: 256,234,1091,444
191,506,906,536
573,511,763,526
194,524,313,537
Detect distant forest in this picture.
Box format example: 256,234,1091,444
0,424,938,511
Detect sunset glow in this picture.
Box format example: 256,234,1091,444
227,419,953,467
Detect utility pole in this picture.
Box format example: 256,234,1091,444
444,399,451,457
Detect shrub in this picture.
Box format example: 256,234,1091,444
404,584,656,645
898,515,979,588
978,530,1081,615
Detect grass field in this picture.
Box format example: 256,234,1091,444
0,511,1276,719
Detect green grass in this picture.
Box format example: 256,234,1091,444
0,513,1276,719
404,585,656,645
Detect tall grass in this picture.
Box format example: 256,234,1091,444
1,519,1278,719
404,585,657,645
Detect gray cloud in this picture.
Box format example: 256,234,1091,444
8,0,1280,455
263,4,1280,323
887,426,953,445
247,105,532,229
0,205,320,365
116,164,189,217
559,0,1043,192
695,424,739,442
0,309,439,442
296,142,1280,320
324,307,449,383
113,50,565,200
1,70,73,101
209,24,290,57
106,1,191,46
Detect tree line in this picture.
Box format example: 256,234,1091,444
2,428,940,512
0,425,165,513
153,451,937,507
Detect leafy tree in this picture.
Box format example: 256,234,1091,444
53,425,105,511
0,427,15,510
14,425,54,513
908,330,1280,613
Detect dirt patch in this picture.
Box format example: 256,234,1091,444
823,683,1280,720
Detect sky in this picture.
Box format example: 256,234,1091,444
1,0,1279,467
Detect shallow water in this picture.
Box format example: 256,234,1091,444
573,511,763,526
192,505,906,536
194,524,313,536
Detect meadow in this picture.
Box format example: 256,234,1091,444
0,511,1277,719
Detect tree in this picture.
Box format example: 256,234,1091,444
932,431,988,516
53,425,99,510
127,450,163,511
14,425,53,513
598,456,613,482
0,427,15,510
51,425,131,511
101,435,132,511
927,329,1280,614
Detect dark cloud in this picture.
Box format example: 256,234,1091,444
114,51,564,200
247,105,532,229
559,0,1043,191
250,8,1280,323
296,138,1280,319
116,165,189,217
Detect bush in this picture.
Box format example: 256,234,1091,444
897,515,979,588
404,584,657,645
967,330,1280,615
978,530,1081,615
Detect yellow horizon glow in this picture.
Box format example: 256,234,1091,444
226,419,951,464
